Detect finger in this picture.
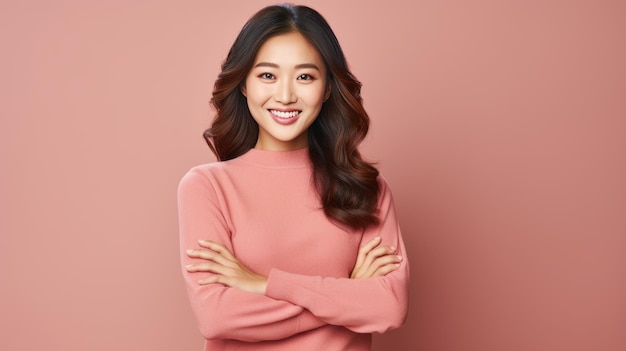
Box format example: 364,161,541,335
199,274,235,287
355,237,382,268
360,245,395,273
374,254,403,266
185,261,232,275
373,254,403,270
358,237,382,256
352,240,386,278
198,275,219,285
364,254,402,277
186,261,223,273
186,248,234,267
198,240,237,261
372,263,401,277
364,245,396,263
198,274,228,286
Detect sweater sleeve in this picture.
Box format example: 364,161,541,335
264,177,409,334
177,168,326,342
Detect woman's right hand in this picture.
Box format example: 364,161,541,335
350,236,402,279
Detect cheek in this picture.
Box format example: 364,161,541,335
301,85,326,107
244,82,270,105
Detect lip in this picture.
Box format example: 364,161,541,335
268,109,301,125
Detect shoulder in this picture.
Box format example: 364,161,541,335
178,155,255,191
178,160,234,193
376,174,394,193
180,162,223,182
178,164,214,198
375,174,398,208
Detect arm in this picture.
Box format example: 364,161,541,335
264,177,409,333
177,168,326,342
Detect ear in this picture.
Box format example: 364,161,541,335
240,84,247,97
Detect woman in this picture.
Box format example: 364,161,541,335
178,4,409,350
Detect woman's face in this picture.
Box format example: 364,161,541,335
242,31,329,151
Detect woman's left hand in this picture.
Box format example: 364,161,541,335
186,240,268,295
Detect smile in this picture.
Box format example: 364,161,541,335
269,110,301,119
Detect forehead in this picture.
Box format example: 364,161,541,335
253,32,325,69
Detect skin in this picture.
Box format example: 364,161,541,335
186,32,402,294
242,31,330,151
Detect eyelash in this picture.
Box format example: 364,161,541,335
297,74,313,81
258,73,315,81
260,73,275,80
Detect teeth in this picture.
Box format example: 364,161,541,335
270,110,300,119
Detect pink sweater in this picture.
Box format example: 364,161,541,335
178,148,409,350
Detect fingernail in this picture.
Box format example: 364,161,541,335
186,249,194,255
396,255,403,261
389,246,396,252
198,240,207,244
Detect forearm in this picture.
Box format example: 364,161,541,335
265,253,409,333
184,280,326,341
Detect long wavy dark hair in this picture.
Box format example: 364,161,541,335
204,4,380,230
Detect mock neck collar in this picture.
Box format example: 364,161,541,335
238,148,311,169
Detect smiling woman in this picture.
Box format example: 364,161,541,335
242,32,330,151
177,4,409,350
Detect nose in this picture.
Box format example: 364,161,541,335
274,78,297,104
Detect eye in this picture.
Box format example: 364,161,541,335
297,74,313,81
259,73,275,80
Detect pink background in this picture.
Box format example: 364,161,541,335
1,1,625,350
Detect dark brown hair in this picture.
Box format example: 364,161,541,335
204,4,380,230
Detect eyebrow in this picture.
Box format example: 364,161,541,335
254,62,321,71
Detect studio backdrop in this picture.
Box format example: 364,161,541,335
1,1,624,350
